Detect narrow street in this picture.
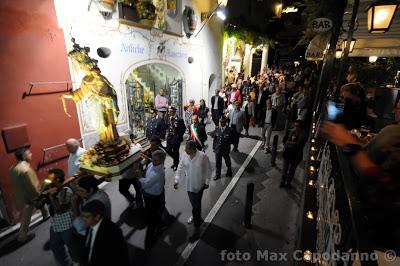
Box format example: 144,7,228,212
0,125,305,266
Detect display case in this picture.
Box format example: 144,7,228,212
126,79,146,138
167,78,183,117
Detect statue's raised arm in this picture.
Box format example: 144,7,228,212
61,38,120,144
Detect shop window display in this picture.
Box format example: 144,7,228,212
125,63,183,138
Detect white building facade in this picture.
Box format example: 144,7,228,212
53,0,224,147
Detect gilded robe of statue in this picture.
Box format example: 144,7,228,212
61,39,120,144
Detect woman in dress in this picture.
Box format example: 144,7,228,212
197,99,209,125
183,99,198,134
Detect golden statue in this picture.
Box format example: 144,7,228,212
61,39,120,144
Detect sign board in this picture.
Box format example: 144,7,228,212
312,17,333,33
305,33,331,61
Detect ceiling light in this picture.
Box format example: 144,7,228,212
369,56,378,63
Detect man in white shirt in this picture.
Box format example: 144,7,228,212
65,138,86,177
228,101,246,152
174,141,212,229
260,99,277,153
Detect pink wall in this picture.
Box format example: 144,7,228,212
0,0,81,223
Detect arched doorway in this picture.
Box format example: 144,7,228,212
124,62,183,138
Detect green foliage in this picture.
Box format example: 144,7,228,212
224,25,275,48
297,0,319,47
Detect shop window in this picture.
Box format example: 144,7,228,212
125,63,183,138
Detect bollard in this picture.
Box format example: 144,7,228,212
270,135,279,166
244,182,255,229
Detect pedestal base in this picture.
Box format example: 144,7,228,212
80,144,142,181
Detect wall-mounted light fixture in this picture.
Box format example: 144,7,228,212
341,38,357,52
335,48,343,59
366,0,399,33
196,1,228,37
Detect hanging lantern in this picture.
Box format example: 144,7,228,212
335,48,343,59
341,38,357,52
366,0,399,33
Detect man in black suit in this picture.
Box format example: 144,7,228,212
165,106,186,170
146,108,166,140
189,115,207,151
213,117,234,180
81,200,129,266
211,89,224,127
255,85,269,127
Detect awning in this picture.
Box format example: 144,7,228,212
340,0,400,57
305,32,331,61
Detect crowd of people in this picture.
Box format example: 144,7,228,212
8,64,320,266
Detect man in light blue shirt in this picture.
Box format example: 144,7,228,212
228,100,246,152
65,138,86,177
138,150,166,249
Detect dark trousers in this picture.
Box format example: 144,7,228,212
230,125,240,149
255,105,263,127
212,110,222,127
187,190,204,228
50,227,80,266
166,142,180,167
281,157,301,184
118,178,142,203
215,152,231,178
243,113,251,132
143,194,163,249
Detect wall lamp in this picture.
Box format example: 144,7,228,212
366,0,400,33
196,1,228,37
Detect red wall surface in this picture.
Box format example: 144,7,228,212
0,0,81,223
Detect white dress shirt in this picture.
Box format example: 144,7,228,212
230,109,240,126
68,147,86,177
87,218,103,262
139,163,165,196
213,96,219,110
175,151,212,193
265,109,272,124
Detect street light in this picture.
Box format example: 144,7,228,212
216,9,227,20
366,0,400,33
275,3,283,18
218,0,229,7
195,3,227,37
341,38,357,52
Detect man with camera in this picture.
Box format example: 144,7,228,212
45,168,80,266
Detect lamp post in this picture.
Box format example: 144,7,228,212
366,0,399,33
195,2,227,37
335,0,360,100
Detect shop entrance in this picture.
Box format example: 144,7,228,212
125,63,183,138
